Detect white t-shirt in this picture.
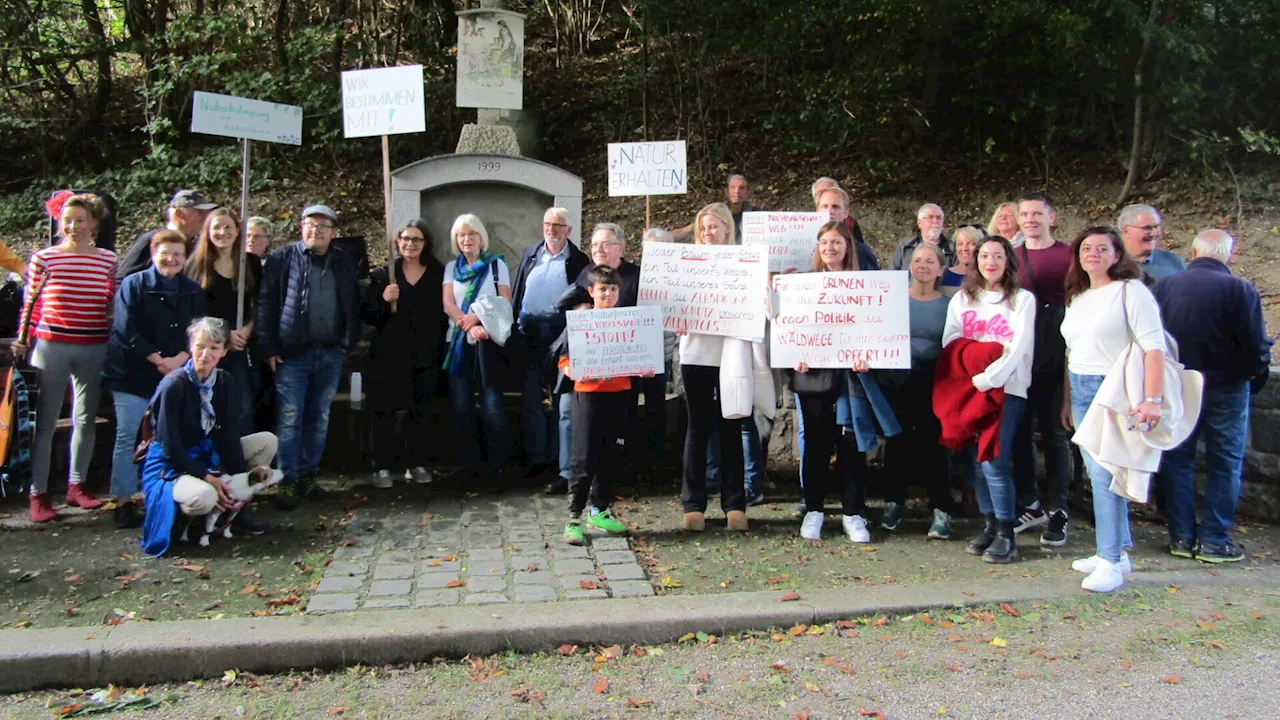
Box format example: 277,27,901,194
1061,279,1167,375
941,288,1036,398
443,257,511,340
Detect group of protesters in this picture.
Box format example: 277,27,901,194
7,175,1272,593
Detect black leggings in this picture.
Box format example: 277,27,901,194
369,366,433,470
884,365,954,513
681,364,745,513
799,392,866,517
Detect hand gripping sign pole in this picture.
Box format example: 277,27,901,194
341,64,427,313
190,90,303,329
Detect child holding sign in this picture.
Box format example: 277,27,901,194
557,266,651,545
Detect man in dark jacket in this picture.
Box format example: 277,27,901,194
255,204,360,510
510,207,590,493
1155,229,1274,563
118,190,217,279
888,203,955,270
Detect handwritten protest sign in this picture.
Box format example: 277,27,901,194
341,65,426,138
565,306,664,381
608,141,687,196
741,211,829,272
638,242,767,340
191,92,302,145
770,271,910,369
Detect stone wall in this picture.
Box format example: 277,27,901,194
1243,367,1280,520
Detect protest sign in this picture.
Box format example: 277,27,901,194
341,65,426,138
740,211,829,272
637,242,767,340
565,305,665,381
191,91,302,145
770,271,911,369
608,141,687,196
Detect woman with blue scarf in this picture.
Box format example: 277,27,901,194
442,214,512,486
140,318,278,556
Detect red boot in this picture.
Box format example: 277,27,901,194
65,483,105,510
28,493,57,523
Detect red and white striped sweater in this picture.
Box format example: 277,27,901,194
21,246,117,344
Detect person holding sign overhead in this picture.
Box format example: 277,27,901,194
939,235,1035,564
442,214,512,489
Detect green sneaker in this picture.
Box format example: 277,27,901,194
274,481,300,511
563,521,585,546
586,508,628,535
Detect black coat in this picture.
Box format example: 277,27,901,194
255,241,360,359
361,259,445,411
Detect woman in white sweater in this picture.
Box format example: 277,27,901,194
677,203,751,532
1059,227,1166,593
941,235,1035,563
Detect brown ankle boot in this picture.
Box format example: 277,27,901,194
28,493,56,523
65,483,105,510
726,510,748,532
682,511,705,531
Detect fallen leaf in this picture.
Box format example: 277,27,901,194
1161,674,1181,685
603,645,622,659
1204,640,1228,650
895,651,907,659
695,670,710,683
822,656,837,666
626,698,653,708
1196,621,1216,631
1015,671,1034,679
579,579,598,590
426,559,441,567
556,643,578,656
788,624,807,636
330,708,349,716
1000,603,1020,617
943,664,962,673
771,662,791,674
920,615,935,625
631,646,648,657
592,677,609,694
805,681,822,693
239,584,258,595
990,637,1008,648
179,564,205,573
678,632,696,643
794,714,811,720
836,664,855,675
948,635,962,643
771,633,786,642
805,625,824,635
857,710,886,719
1167,585,1179,595
1119,660,1132,669
835,620,855,629
779,592,801,602
441,555,458,562
872,616,888,627
64,574,82,583
445,580,465,588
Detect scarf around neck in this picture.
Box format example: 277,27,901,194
183,359,218,434
443,252,500,376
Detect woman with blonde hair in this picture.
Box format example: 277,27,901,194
942,225,983,297
987,202,1021,245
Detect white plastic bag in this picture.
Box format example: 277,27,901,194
470,294,514,347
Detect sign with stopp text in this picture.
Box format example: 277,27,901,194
565,305,665,380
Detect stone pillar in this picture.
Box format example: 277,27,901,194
1243,367,1280,520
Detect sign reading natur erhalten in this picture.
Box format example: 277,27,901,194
607,141,687,197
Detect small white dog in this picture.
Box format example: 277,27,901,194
179,467,283,547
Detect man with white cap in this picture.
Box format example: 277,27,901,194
256,204,360,510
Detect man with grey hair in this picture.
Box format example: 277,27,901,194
811,176,840,204
1155,229,1273,563
511,207,590,492
888,203,955,270
119,189,219,279
1119,203,1185,281
672,174,757,243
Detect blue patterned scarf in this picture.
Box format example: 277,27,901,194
183,360,217,434
443,252,500,377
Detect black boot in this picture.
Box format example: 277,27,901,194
982,520,1019,564
113,500,142,530
966,513,997,556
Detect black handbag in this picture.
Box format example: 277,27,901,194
790,367,837,396
1019,245,1067,373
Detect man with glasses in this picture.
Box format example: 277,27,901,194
256,204,360,510
888,203,955,270
510,207,590,493
1119,204,1185,281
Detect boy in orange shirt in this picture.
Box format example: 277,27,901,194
557,266,653,544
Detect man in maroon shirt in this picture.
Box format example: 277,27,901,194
1010,192,1074,547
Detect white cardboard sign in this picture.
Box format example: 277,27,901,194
565,305,665,380
341,65,426,138
607,141,687,196
741,211,829,272
190,91,303,145
637,242,767,340
770,271,911,369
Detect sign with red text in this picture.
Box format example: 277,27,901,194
638,242,768,340
770,271,911,369
565,305,664,380
741,211,828,272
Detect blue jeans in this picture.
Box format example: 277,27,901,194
275,347,345,484
1070,373,1133,563
557,391,572,481
706,415,765,497
449,361,509,477
1160,380,1249,548
109,391,151,497
797,407,806,488
977,395,1026,522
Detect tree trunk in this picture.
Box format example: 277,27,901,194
1117,0,1162,204
274,0,290,73
80,0,113,127
332,0,348,71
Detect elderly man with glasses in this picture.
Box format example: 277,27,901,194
1118,204,1185,281
256,204,360,509
510,207,591,493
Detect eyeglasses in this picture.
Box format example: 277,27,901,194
302,220,334,232
543,222,568,229
399,235,426,245
456,231,481,239
1125,224,1162,234
590,242,622,250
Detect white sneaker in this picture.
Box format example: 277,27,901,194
800,511,824,540
843,514,871,543
1072,553,1133,576
372,470,393,489
411,466,434,485
1081,557,1126,593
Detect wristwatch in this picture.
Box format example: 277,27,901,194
1144,396,1163,405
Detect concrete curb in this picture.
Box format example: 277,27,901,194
2,566,1275,693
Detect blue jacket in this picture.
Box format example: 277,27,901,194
140,367,249,556
255,241,360,359
102,267,207,398
1154,257,1273,389
508,240,590,357
835,371,903,452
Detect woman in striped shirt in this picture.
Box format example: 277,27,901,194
11,193,117,522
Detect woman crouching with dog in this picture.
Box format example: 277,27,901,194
139,317,278,556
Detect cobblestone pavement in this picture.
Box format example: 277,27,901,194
306,491,654,614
